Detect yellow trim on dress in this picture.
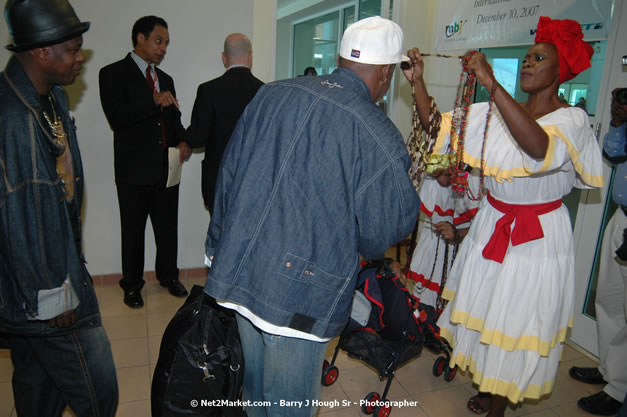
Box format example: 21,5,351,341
433,337,558,403
449,309,485,332
433,112,452,154
455,352,556,403
443,308,573,357
545,125,604,187
432,114,603,187
479,327,569,356
441,287,456,301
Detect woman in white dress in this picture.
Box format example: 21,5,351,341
402,16,604,417
409,171,479,313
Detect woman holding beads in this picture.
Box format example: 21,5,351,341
402,17,603,417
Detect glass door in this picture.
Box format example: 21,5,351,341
293,11,340,77
291,0,392,77
570,0,625,355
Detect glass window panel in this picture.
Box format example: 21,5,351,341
343,6,355,32
293,11,340,76
292,1,391,110
491,58,518,96
569,84,589,112
475,46,528,103
359,0,381,19
558,87,568,103
475,58,518,101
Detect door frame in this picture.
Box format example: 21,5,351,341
570,0,626,356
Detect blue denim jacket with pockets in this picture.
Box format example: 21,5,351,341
204,67,420,339
0,56,100,335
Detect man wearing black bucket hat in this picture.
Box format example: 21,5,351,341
0,0,118,416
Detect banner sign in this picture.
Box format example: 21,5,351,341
435,0,613,52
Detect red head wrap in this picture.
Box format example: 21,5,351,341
534,16,594,84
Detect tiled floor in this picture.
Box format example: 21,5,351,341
0,270,605,417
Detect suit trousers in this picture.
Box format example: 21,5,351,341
116,180,179,290
596,208,627,402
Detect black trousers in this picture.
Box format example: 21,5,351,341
116,181,179,291
201,159,217,215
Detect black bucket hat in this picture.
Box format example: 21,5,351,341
4,0,90,52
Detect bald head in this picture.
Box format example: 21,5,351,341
222,33,252,68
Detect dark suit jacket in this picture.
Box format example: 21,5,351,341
186,67,263,208
99,53,185,185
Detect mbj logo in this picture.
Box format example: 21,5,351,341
445,20,467,38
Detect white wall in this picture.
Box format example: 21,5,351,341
0,0,276,275
253,0,278,82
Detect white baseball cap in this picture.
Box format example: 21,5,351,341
339,16,409,65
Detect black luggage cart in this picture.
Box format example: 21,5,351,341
320,260,456,417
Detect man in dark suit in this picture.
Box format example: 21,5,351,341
99,15,191,308
186,33,263,214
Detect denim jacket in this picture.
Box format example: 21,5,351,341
0,56,101,335
204,67,420,339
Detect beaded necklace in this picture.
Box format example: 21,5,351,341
408,52,495,201
448,51,495,201
406,92,441,192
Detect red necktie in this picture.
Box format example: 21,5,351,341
146,66,167,149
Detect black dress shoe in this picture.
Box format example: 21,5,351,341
578,391,622,416
569,366,606,384
123,289,144,308
161,280,188,298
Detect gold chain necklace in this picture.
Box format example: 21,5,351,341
42,92,75,201
42,93,67,152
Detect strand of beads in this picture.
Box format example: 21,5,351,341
449,51,476,196
465,75,497,201
449,51,494,201
406,91,441,192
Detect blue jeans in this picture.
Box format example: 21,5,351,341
236,314,328,417
6,325,118,417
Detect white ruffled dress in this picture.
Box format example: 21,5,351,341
410,175,479,310
434,103,603,403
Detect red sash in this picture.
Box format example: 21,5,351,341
482,193,562,263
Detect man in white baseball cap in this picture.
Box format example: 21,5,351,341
337,16,410,102
202,15,419,417
340,15,410,65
